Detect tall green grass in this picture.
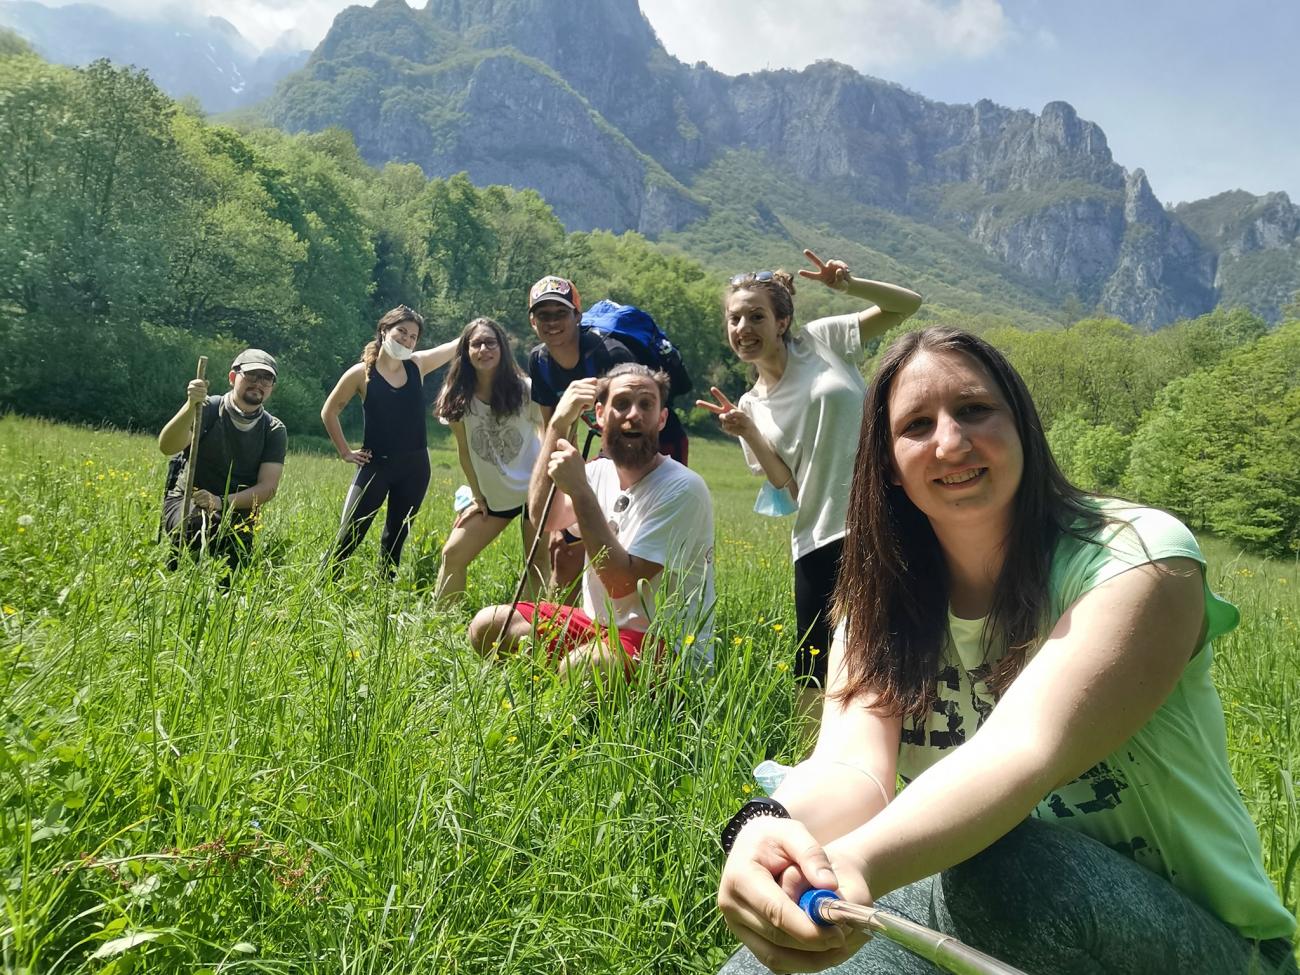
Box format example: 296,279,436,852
1,416,1296,972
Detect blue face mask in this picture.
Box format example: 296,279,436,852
754,481,798,517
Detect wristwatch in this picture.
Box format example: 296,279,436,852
720,796,790,855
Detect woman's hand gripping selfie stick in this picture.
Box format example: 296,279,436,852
179,356,208,544
499,412,601,644
799,889,1030,975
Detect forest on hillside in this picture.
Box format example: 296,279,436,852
1,46,1298,554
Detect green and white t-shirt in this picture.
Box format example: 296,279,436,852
896,500,1295,940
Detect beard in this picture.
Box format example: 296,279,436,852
604,426,659,468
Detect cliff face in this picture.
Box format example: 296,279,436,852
264,0,1240,326
1175,191,1300,321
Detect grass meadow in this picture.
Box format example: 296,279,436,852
1,414,1297,973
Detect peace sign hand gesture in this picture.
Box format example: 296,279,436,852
696,386,757,440
798,249,851,292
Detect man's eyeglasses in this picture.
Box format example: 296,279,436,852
239,370,276,385
729,270,776,286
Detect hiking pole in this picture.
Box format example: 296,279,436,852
800,889,1030,975
178,356,208,543
497,414,600,648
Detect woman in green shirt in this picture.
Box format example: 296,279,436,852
716,326,1296,974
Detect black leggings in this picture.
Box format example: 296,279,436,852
331,449,431,572
792,538,843,688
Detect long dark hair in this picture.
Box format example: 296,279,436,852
435,317,526,421
833,326,1105,719
363,305,424,378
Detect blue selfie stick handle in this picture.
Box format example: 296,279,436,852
799,888,841,927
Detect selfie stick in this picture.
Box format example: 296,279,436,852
800,889,1030,975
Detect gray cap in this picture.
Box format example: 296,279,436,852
231,348,278,378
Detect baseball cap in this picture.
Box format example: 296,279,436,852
231,348,278,378
528,276,582,314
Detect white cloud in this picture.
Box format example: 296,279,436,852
639,0,1013,75
55,1,1011,63
46,0,369,50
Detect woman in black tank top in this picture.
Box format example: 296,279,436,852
321,306,458,576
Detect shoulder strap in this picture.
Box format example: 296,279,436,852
183,397,223,458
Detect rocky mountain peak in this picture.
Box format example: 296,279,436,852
1124,168,1164,223
262,0,1260,326
422,0,660,61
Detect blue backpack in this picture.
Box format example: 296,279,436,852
579,299,693,399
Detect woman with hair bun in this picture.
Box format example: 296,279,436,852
700,250,922,729
321,305,457,575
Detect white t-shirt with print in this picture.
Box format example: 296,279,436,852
738,313,866,560
579,457,716,668
460,387,543,512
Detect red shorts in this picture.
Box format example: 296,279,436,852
515,602,656,674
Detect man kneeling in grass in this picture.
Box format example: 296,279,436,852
469,364,715,681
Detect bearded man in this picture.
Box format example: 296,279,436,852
469,363,715,681
157,348,287,569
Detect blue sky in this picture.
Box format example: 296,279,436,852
641,0,1299,205
53,0,1299,205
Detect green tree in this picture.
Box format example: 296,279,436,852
1125,324,1300,553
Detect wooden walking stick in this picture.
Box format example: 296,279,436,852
178,356,208,536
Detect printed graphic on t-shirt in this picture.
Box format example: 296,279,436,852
898,642,1156,871
471,416,525,468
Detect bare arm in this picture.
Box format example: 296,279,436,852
561,469,664,599
192,462,284,514
450,420,487,511
718,559,1204,972
529,378,602,533
696,386,798,498
412,337,458,378
799,249,923,347
158,379,209,455
529,411,577,534
320,364,369,463
831,558,1203,900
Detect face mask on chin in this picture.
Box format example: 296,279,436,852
382,335,415,361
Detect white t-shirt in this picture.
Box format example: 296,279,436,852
460,388,543,512
738,313,866,560
579,457,716,668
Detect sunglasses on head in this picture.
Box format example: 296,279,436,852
729,270,776,286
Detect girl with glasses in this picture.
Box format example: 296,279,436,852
700,250,922,735
433,317,547,602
